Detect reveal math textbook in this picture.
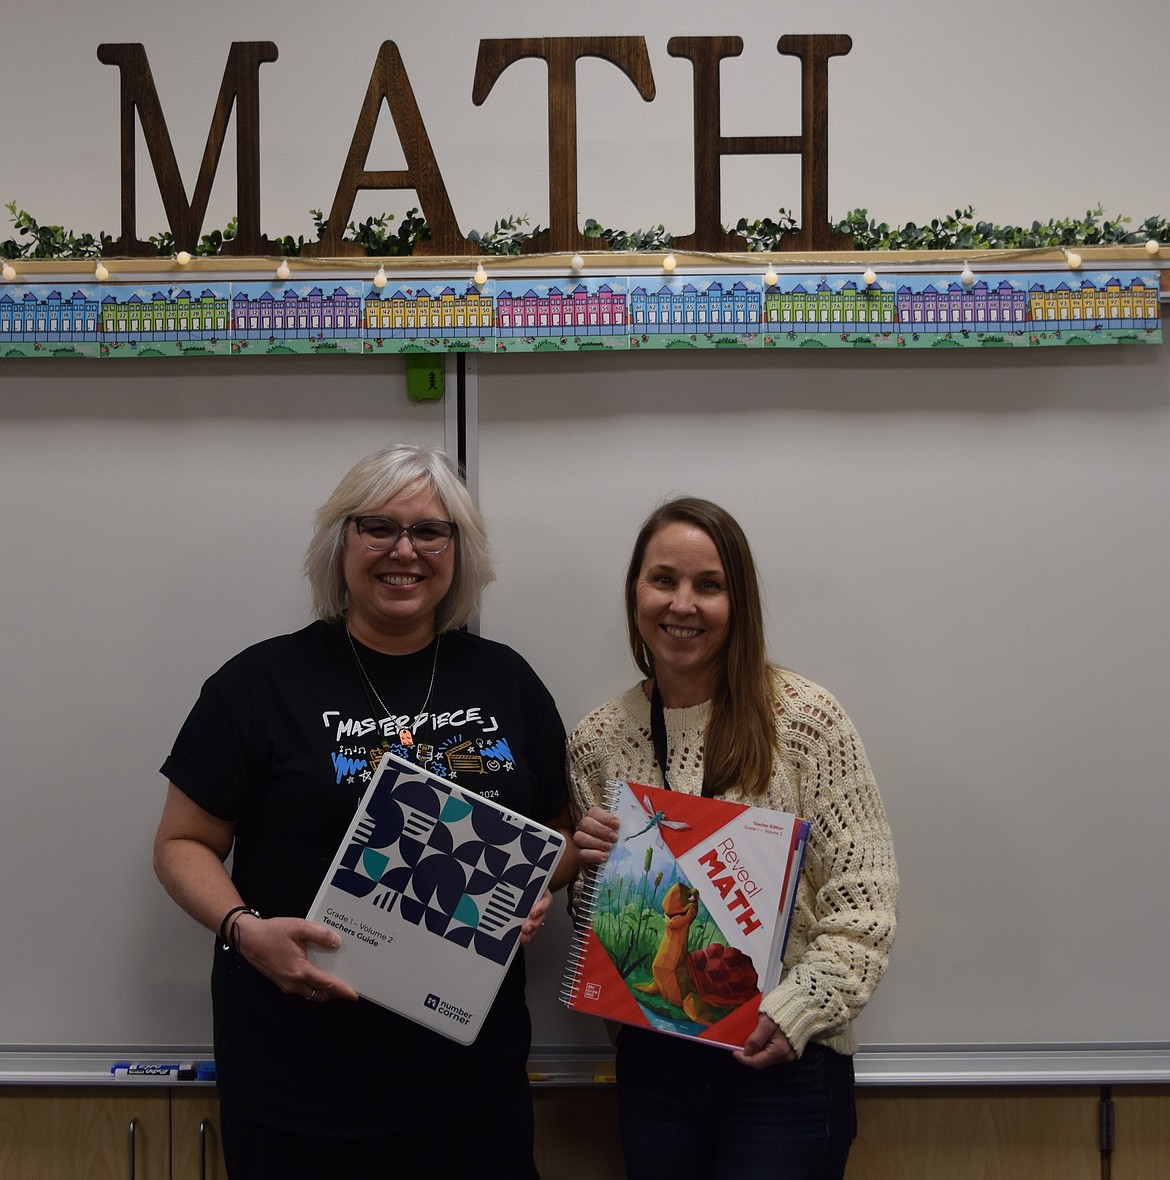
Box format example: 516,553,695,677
562,779,808,1050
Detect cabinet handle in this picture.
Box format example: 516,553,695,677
127,1116,137,1180
199,1119,209,1180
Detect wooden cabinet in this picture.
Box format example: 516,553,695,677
847,1086,1101,1180
1112,1086,1170,1180
4,1083,1169,1179
0,1086,171,1180
0,1086,226,1180
171,1090,229,1180
533,1087,625,1180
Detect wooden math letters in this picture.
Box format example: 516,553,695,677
96,35,854,257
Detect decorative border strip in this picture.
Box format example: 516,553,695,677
1,269,1159,358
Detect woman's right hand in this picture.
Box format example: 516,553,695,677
233,914,360,1004
572,806,620,868
153,785,358,1005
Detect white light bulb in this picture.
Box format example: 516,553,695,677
473,264,488,286
960,265,975,287
94,262,109,282
373,265,387,289
1064,250,1082,270
175,251,191,266
1,261,15,281
276,259,290,280
570,253,585,270
662,253,677,273
862,267,877,287
763,267,778,287
1145,238,1161,255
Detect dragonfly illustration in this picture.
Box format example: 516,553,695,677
624,794,692,844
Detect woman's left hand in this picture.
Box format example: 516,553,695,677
732,1013,797,1069
520,888,553,946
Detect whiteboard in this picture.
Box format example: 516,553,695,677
0,357,444,1049
476,344,1170,1053
1,345,1168,1071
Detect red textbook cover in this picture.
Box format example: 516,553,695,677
562,779,809,1050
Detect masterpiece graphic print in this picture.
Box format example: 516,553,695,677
326,700,517,799
329,761,560,966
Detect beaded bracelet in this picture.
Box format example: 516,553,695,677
218,903,260,950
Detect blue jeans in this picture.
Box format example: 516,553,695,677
616,1028,856,1180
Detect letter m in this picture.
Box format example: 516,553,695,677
96,42,278,256
697,847,727,875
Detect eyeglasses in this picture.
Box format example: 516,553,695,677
348,516,457,555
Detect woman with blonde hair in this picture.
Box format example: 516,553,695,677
155,444,574,1179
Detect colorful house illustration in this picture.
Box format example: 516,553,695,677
894,280,1027,332
1028,276,1158,328
495,284,625,337
629,280,757,333
0,270,1158,353
233,287,361,339
364,285,493,337
765,280,896,330
1,289,101,342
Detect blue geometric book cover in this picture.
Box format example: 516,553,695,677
307,751,566,1043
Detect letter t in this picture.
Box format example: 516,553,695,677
473,38,656,253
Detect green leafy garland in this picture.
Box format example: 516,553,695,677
3,200,1167,260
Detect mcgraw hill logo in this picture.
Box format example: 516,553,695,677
424,994,440,1010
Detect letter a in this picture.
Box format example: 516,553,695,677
303,42,472,257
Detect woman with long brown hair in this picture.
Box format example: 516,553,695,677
570,496,898,1180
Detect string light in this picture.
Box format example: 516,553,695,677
3,244,1148,302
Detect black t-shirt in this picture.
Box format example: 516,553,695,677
161,619,567,1133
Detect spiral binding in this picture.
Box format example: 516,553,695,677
560,779,624,1007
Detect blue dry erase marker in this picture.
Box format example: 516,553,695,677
110,1061,197,1080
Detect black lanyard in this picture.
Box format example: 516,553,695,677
650,680,715,797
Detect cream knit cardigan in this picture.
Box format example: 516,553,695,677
567,668,898,1057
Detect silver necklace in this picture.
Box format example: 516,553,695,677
345,622,441,746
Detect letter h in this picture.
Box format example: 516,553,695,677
667,35,854,253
